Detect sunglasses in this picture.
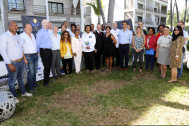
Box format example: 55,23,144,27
174,29,179,31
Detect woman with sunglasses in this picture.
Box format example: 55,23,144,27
60,31,73,74
168,26,185,83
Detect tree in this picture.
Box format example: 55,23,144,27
25,0,34,15
66,0,73,26
174,0,179,23
87,0,101,24
184,0,188,27
170,0,173,31
107,0,115,27
97,0,106,25
3,0,8,31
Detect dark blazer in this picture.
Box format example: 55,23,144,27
80,31,83,38
94,30,105,51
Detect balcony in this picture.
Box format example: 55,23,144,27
137,3,145,10
8,2,81,21
159,0,168,3
146,6,154,12
161,10,167,15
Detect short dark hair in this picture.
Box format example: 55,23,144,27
178,21,184,25
172,26,183,41
122,21,128,25
85,25,92,32
164,26,169,29
157,24,165,32
75,28,80,33
148,27,155,34
71,23,76,28
105,26,111,30
24,23,31,28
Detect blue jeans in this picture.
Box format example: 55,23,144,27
177,53,185,78
6,60,26,97
146,54,155,71
25,54,38,91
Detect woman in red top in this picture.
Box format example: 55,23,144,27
145,27,157,72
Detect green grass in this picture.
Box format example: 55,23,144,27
1,64,189,125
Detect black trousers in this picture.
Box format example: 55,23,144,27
94,50,102,70
84,51,95,71
133,49,144,69
62,58,72,74
40,48,53,85
119,44,129,68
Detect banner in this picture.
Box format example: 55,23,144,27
116,19,133,31
21,16,46,37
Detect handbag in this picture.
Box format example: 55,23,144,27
145,49,154,55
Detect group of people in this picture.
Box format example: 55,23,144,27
0,19,188,103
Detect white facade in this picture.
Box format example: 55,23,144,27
0,0,81,34
84,0,168,30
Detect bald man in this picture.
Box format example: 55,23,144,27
36,19,52,87
0,21,32,102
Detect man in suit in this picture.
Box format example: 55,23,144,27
94,24,105,71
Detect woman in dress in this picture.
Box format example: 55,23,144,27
156,26,172,78
103,26,117,72
72,29,82,74
60,31,73,74
168,26,185,83
145,27,157,72
132,26,146,72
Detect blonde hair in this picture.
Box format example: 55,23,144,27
135,26,144,37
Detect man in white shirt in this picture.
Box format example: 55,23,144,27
0,21,32,102
177,21,189,78
58,21,71,33
82,25,96,73
50,26,62,79
48,22,53,34
111,22,120,66
19,24,38,93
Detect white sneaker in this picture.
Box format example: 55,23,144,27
21,92,32,97
14,97,19,104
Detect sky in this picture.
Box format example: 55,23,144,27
167,0,189,12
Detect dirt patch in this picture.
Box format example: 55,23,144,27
179,80,188,86
88,80,127,94
49,86,96,111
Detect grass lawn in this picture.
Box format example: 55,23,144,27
1,65,189,125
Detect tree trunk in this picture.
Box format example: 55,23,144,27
3,0,8,31
184,0,187,28
98,16,100,24
107,0,115,27
170,0,173,31
66,0,73,27
97,0,106,25
175,0,179,23
25,0,34,15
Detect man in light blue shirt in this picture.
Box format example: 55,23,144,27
118,21,133,71
36,19,52,87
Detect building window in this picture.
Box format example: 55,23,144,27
8,0,25,11
48,2,63,14
125,0,134,10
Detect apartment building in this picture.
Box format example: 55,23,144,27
84,0,168,31
0,0,81,34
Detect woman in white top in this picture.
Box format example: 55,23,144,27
72,29,82,74
156,26,172,78
82,25,96,73
50,26,62,79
